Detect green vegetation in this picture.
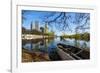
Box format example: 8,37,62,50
22,26,55,36
22,27,43,35
62,32,90,41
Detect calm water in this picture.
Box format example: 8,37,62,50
22,37,90,60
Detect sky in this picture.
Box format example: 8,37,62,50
22,10,90,36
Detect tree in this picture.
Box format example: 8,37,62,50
43,12,90,32
40,27,44,38
22,10,27,24
22,27,26,34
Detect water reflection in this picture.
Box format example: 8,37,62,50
22,37,90,60
23,38,89,50
22,38,53,52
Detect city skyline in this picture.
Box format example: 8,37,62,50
22,10,90,36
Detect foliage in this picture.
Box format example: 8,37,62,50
43,12,90,31
62,32,90,41
22,26,55,36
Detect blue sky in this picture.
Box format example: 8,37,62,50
22,10,90,36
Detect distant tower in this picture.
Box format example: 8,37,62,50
31,20,39,31
30,21,33,31
32,21,35,30
35,21,39,30
45,22,48,33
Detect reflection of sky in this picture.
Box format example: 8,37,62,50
22,10,90,36
65,38,90,48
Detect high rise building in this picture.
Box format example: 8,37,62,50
35,21,39,30
44,22,49,33
30,21,33,31
31,21,39,31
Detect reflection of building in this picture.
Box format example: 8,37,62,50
31,21,39,31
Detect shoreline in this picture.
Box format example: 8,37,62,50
22,34,54,40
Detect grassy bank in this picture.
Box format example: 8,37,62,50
62,32,90,41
